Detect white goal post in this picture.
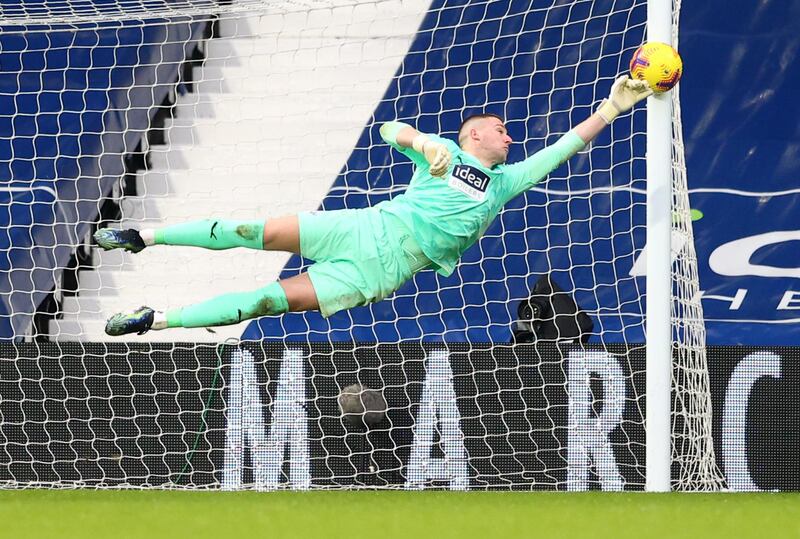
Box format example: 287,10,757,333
0,0,725,491
645,0,675,493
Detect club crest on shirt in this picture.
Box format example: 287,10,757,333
448,164,491,201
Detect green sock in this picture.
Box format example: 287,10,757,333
166,282,289,328
154,219,264,250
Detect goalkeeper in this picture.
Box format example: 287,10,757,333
97,76,651,336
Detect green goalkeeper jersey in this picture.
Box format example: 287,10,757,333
379,129,586,276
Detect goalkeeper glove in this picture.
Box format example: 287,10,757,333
596,75,654,124
412,134,452,177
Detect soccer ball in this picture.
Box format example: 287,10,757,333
629,42,683,93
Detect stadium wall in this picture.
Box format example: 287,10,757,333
1,342,796,491
0,1,796,344
0,19,206,338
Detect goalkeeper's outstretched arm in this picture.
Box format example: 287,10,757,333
502,75,653,194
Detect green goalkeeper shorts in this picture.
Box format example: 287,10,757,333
298,207,431,318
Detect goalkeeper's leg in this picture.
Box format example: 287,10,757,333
104,273,318,335
94,216,300,253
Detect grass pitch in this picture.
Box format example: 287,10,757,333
2,490,798,539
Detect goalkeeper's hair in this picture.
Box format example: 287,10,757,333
458,113,505,147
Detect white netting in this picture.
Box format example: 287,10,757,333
0,0,365,25
0,0,721,490
668,0,726,491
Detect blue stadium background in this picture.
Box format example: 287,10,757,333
0,15,204,337
1,0,797,344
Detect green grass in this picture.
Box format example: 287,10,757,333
2,490,798,539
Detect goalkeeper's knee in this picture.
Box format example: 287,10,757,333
240,281,290,319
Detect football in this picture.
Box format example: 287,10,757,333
629,42,683,93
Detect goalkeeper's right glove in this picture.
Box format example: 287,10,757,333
412,134,452,177
596,75,654,124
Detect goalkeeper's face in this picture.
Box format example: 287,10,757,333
470,117,513,166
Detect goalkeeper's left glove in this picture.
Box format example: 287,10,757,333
412,134,452,177
596,75,654,124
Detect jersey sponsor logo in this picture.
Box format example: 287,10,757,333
448,165,491,201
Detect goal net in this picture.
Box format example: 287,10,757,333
0,0,724,490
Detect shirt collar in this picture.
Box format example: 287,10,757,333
457,150,503,173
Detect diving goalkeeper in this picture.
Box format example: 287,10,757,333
97,76,652,336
